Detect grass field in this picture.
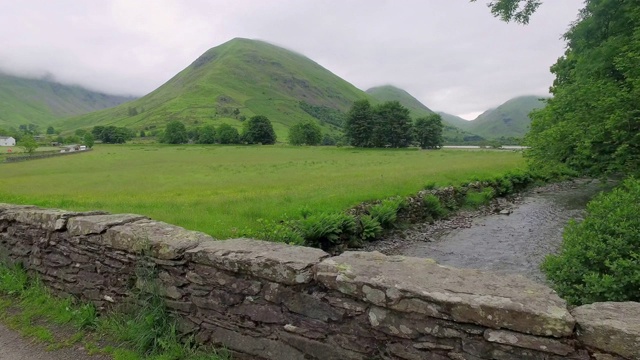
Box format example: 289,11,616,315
0,145,525,239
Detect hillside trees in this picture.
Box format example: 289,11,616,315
371,101,412,148
345,100,375,147
525,0,640,175
345,100,419,148
91,126,133,144
242,115,277,144
217,124,240,144
415,114,444,149
162,121,188,144
288,120,322,145
83,133,95,148
197,125,217,144
19,134,38,155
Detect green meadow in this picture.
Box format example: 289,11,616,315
0,145,524,239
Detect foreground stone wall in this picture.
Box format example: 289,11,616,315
0,203,638,360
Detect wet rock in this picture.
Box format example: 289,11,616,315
572,302,640,359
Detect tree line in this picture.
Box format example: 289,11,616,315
345,100,443,149
161,115,277,145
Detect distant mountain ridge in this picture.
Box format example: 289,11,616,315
0,72,134,129
466,95,546,139
59,38,376,138
365,85,483,143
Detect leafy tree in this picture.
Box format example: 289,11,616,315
414,114,444,149
345,100,374,147
470,0,541,24
217,124,240,144
83,133,95,148
92,126,105,139
46,126,55,135
19,134,38,155
242,115,276,145
140,130,146,137
19,123,39,135
372,101,412,148
128,107,138,116
525,0,640,176
197,125,217,144
542,178,640,305
162,121,188,144
64,135,81,144
75,129,88,137
288,120,322,145
92,126,132,144
321,134,336,146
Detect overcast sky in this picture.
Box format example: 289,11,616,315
0,1,583,119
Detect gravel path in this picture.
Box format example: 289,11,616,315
0,323,110,360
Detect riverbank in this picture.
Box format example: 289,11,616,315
361,178,616,282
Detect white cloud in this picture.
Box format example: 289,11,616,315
0,0,582,115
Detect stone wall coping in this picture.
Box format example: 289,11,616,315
0,205,107,231
187,238,330,285
572,302,640,359
67,214,148,236
102,219,211,260
315,251,575,337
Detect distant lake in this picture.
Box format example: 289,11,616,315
443,145,528,150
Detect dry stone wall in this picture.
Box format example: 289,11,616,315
0,203,638,360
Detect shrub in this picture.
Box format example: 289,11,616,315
542,178,640,305
422,194,447,220
358,215,383,241
464,187,495,208
217,124,240,144
300,213,356,250
369,198,405,229
242,115,276,145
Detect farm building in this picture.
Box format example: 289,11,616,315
0,136,16,146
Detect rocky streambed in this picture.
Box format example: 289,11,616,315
361,179,616,283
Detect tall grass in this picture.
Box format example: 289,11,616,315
0,145,524,239
0,263,228,360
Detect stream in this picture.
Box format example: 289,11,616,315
370,179,615,283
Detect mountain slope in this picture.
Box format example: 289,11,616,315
468,95,546,138
0,72,134,129
60,38,374,138
437,112,473,131
366,85,435,117
366,85,482,143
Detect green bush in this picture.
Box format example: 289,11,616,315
542,178,640,305
464,187,495,208
358,215,383,241
368,198,405,229
422,194,447,220
300,213,356,250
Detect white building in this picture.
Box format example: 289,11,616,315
0,136,16,147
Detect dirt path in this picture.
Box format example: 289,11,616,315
0,323,110,360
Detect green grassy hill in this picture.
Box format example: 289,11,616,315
437,112,473,131
0,72,134,129
467,95,547,139
59,38,376,139
366,85,483,143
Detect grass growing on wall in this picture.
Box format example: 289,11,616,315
0,145,525,239
0,263,228,360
